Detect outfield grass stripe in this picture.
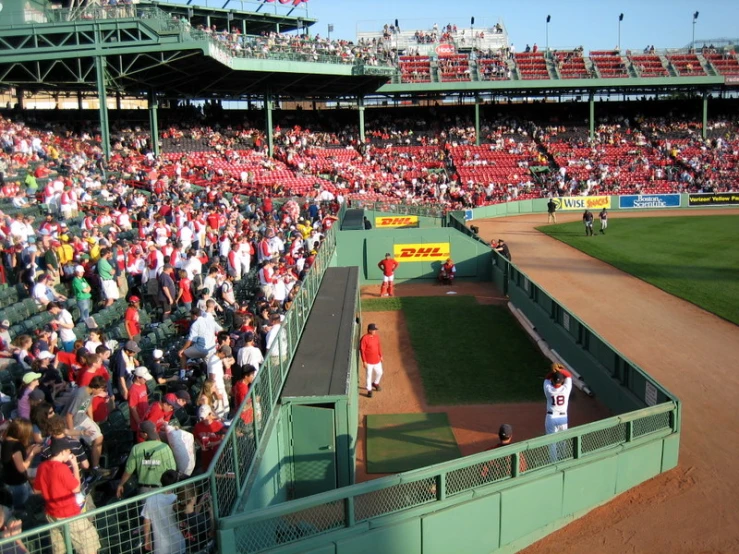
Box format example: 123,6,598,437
538,215,739,326
394,296,548,405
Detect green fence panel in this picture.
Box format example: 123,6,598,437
422,494,501,554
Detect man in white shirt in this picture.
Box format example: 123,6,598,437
265,313,288,364
178,308,222,370
33,274,67,308
237,332,263,371
207,345,232,417
47,302,76,352
141,470,186,553
543,363,573,461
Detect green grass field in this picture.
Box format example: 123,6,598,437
362,296,549,405
538,215,739,326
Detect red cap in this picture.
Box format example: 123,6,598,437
164,393,179,408
129,296,141,303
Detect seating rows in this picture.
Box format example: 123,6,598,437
629,54,669,77
514,52,550,80
590,52,629,78
667,53,707,76
703,52,739,76
554,51,590,79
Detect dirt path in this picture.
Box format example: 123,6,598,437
355,282,610,484
475,208,739,554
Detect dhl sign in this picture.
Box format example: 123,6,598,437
375,216,420,228
394,243,451,262
552,196,611,211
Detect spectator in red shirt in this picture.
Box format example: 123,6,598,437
232,364,257,424
128,366,152,433
377,253,399,297
141,393,177,441
176,269,194,311
193,405,226,472
124,296,142,341
34,437,101,554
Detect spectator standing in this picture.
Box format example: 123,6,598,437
1,418,42,510
178,308,219,371
34,437,101,554
359,323,383,398
158,264,177,321
72,265,93,324
141,470,186,554
111,340,140,401
97,247,119,307
116,421,177,497
206,346,232,418
124,296,142,341
236,332,263,372
128,366,153,434
193,405,226,472
46,302,76,352
63,375,107,474
494,239,512,261
547,198,557,224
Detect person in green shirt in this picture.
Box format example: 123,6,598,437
72,265,93,323
24,172,37,194
97,247,119,307
115,421,177,497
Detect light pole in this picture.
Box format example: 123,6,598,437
692,11,699,50
328,23,333,41
471,16,475,48
618,13,623,52
546,15,551,52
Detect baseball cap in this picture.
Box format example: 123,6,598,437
128,295,141,303
175,390,191,404
164,393,180,408
22,372,43,385
74,265,85,274
152,349,163,359
134,367,153,380
367,323,378,331
139,420,158,439
197,405,213,420
29,389,46,401
499,424,513,441
49,437,76,457
551,372,565,386
0,320,9,329
124,340,141,354
37,350,55,360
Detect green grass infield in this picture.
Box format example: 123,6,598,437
363,296,548,405
538,214,739,326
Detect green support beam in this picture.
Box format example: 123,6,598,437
702,92,708,140
95,56,111,161
358,96,365,143
265,92,274,158
148,90,160,158
589,92,595,142
474,96,481,146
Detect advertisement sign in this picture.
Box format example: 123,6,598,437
725,75,739,86
394,243,450,262
436,43,455,57
688,193,739,206
552,196,611,211
619,194,681,209
375,216,420,228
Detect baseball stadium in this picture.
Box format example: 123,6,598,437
0,0,736,552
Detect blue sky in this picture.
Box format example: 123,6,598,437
296,0,739,51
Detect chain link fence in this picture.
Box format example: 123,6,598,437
223,404,677,553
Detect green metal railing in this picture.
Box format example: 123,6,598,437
219,402,677,553
0,225,337,553
348,199,448,219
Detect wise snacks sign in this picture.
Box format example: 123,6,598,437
552,196,611,211
375,216,420,228
394,243,450,262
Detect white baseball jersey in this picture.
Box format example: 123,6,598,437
543,378,573,416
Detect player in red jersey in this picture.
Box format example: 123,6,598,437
377,253,399,297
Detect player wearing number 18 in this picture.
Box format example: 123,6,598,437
543,363,573,435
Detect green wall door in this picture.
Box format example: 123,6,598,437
292,405,337,499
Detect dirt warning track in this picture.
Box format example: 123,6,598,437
476,209,739,554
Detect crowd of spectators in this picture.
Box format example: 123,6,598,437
0,112,342,550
